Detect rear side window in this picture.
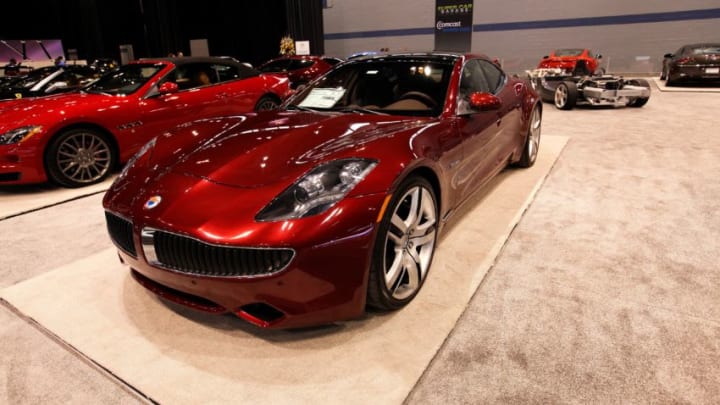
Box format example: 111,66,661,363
259,59,292,72
322,57,343,66
289,59,315,70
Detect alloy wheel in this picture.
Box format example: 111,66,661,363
554,85,568,108
382,185,437,300
55,131,112,184
527,107,541,162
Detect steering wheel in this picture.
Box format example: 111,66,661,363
396,91,438,108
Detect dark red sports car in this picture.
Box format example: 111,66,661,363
537,48,603,75
103,53,542,329
0,57,290,187
259,55,342,88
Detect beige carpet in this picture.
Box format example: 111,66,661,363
0,177,115,220
651,77,720,93
0,136,566,404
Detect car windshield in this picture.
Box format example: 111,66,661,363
286,58,454,117
554,49,584,57
85,63,164,95
6,67,58,89
692,45,720,55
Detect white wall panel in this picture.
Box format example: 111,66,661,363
324,0,720,72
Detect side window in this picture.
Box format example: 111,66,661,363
212,64,240,82
170,63,216,90
289,59,315,70
478,60,505,94
459,59,490,95
587,49,594,58
457,59,490,115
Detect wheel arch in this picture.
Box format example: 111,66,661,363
43,122,120,173
387,163,444,222
256,92,282,110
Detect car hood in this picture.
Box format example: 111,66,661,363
156,111,430,188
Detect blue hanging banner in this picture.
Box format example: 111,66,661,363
434,1,474,52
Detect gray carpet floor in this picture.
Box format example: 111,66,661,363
1,83,718,403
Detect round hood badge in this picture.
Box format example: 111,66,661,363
144,195,162,210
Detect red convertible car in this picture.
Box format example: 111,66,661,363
103,52,542,329
0,57,290,187
537,48,603,75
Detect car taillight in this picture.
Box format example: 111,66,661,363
676,57,692,64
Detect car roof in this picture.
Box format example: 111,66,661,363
684,43,720,48
348,51,468,62
134,56,246,66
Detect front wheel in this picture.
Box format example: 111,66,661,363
514,105,541,168
367,177,438,311
554,81,577,110
45,128,116,188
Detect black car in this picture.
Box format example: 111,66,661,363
662,43,720,86
0,65,103,100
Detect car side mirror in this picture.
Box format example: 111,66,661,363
542,55,549,59
468,92,502,111
596,54,603,59
663,53,673,58
158,82,179,95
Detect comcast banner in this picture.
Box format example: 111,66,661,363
434,1,473,52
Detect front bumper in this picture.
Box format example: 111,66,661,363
104,173,388,329
0,144,47,184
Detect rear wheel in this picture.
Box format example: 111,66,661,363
367,176,438,311
554,81,577,110
255,95,280,111
45,128,116,188
627,79,650,107
514,105,541,168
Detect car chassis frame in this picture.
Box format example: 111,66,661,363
528,68,651,109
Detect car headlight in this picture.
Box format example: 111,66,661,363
0,125,43,145
256,158,378,221
118,137,157,180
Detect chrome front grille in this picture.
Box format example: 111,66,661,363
105,212,136,257
141,228,294,277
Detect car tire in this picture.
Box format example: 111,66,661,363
45,128,116,188
254,95,280,111
367,176,438,311
627,79,650,108
514,105,541,168
554,81,577,110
